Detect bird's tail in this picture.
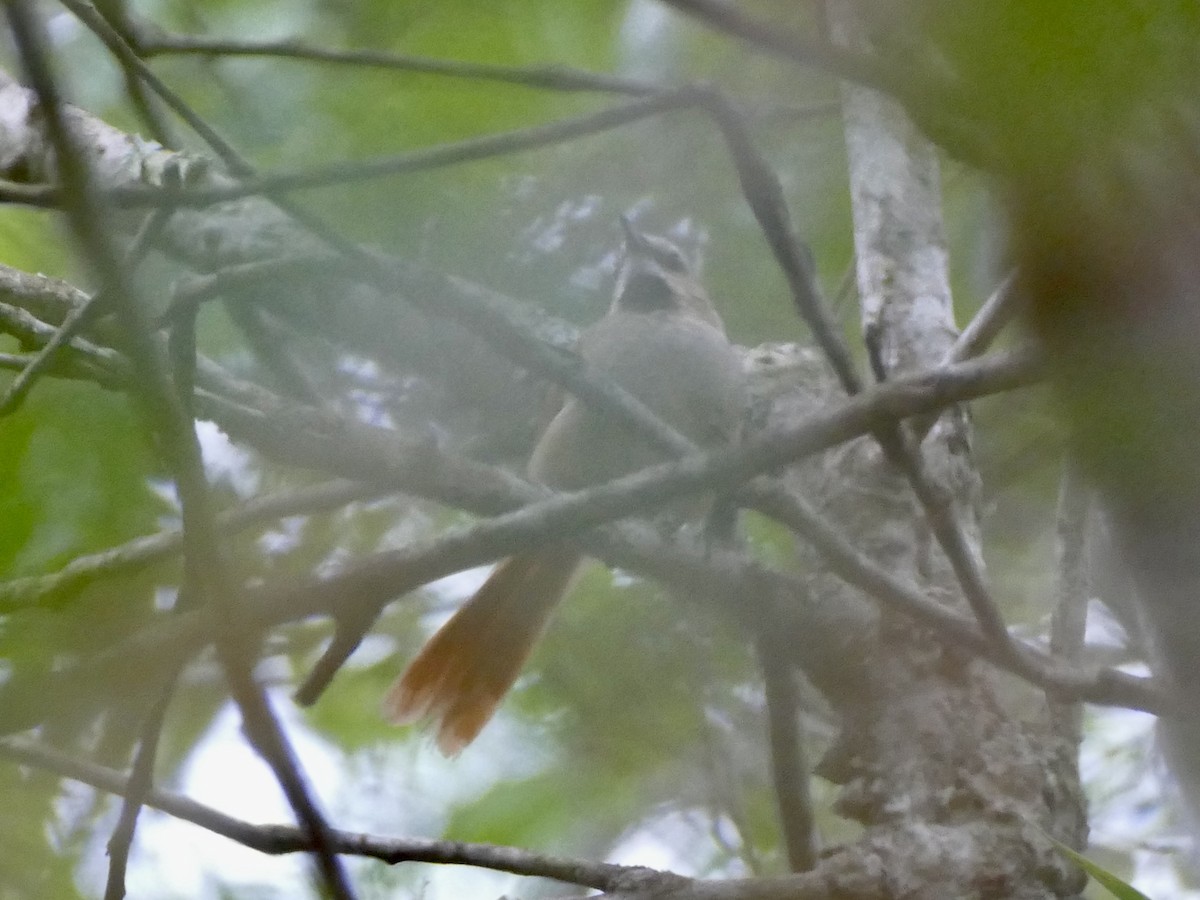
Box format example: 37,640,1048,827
382,549,581,754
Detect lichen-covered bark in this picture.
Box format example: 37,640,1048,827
750,2,1092,896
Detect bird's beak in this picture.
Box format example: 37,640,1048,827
619,214,654,256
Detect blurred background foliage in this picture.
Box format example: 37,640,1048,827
0,0,1181,898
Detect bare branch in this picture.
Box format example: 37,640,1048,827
756,630,817,871
111,89,704,208
0,178,58,207
0,349,1158,744
103,682,176,900
137,33,659,96
0,737,652,891
700,91,862,393
0,736,986,900
0,261,1157,716
658,0,891,93
0,205,171,417
6,4,353,893
944,271,1021,365
702,76,1032,680
59,0,250,174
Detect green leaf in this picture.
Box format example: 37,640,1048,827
0,378,161,578
1045,835,1154,900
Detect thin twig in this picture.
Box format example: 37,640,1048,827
0,737,658,892
89,0,180,145
60,0,349,406
222,302,323,404
0,349,110,382
0,205,171,417
58,0,249,174
113,88,704,209
756,631,817,871
894,444,1047,680
0,246,1155,717
103,677,177,900
4,350,1160,734
701,87,1038,684
944,271,1020,365
52,0,358,402
700,91,862,393
828,253,858,319
157,253,348,326
739,485,1126,704
138,33,660,96
908,271,1022,447
0,296,129,370
659,0,892,92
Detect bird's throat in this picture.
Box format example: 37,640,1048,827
618,271,678,313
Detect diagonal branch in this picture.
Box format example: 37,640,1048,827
0,733,1085,900
701,85,1037,682
658,0,891,93
102,680,176,900
110,88,705,209
756,627,816,872
58,0,248,173
136,33,660,96
0,261,1158,716
0,70,1158,722
0,205,171,417
0,737,653,892
5,5,354,895
0,341,1159,743
944,271,1020,366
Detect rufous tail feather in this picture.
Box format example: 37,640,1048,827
382,550,581,754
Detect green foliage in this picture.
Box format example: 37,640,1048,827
1046,836,1155,900
0,0,1179,896
0,209,68,277
448,767,639,854
0,764,87,900
906,0,1200,175
0,377,160,578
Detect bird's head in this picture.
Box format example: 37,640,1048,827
612,216,725,332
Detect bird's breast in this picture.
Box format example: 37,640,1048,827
528,311,745,490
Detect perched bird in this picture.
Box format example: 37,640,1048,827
381,218,746,753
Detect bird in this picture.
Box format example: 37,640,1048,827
381,217,746,754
